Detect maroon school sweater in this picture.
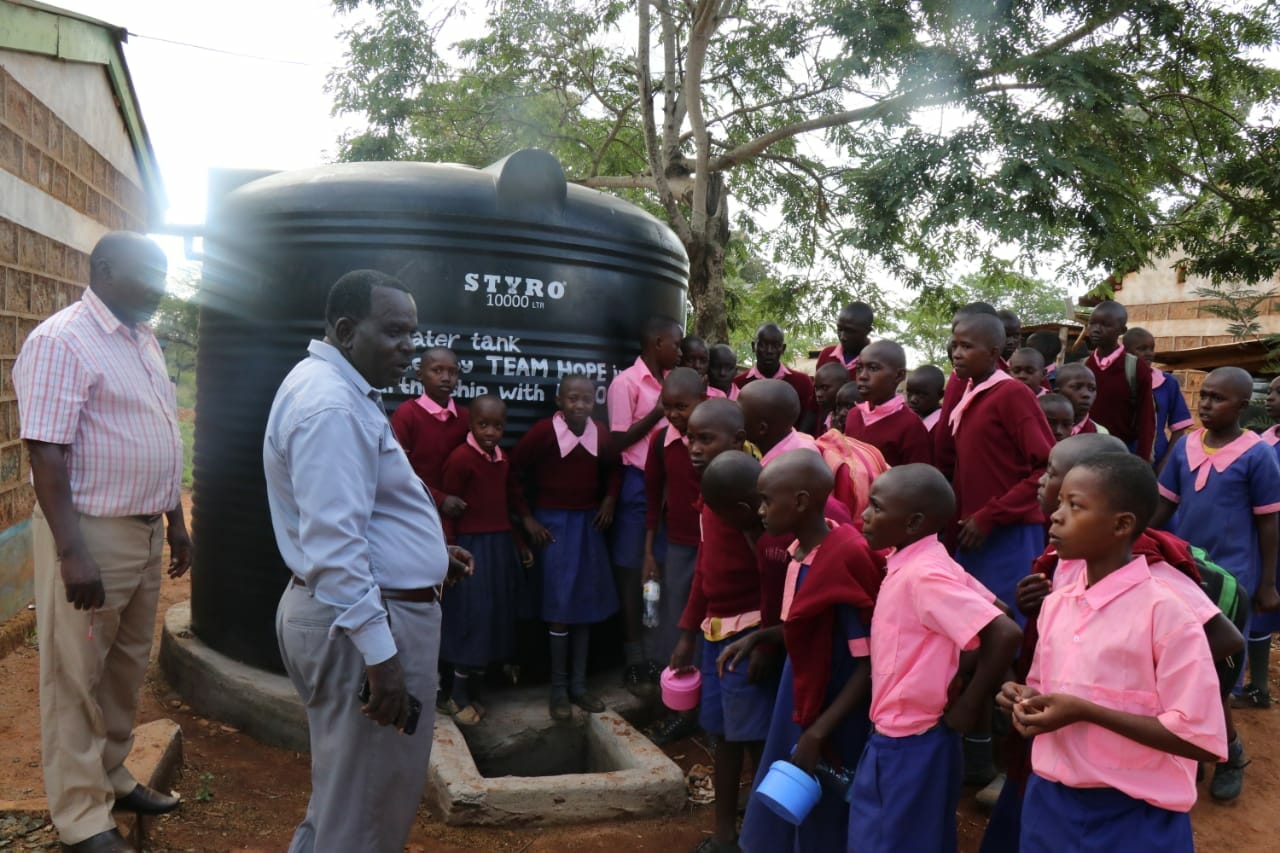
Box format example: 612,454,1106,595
844,404,933,467
932,357,1009,477
441,440,528,538
679,502,763,632
733,368,819,429
816,344,859,382
509,417,621,511
938,378,1054,532
390,398,470,503
644,430,702,547
1086,348,1155,460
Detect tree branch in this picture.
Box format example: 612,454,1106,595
638,0,692,241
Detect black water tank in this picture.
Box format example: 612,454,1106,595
191,150,688,672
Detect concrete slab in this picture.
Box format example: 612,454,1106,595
426,709,685,827
159,600,309,751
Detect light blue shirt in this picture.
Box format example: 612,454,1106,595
264,340,448,665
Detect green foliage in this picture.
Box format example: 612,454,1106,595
1193,281,1280,341
328,0,1280,341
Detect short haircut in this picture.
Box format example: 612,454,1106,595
841,301,874,323
1011,347,1045,369
1122,327,1155,349
1038,392,1073,414
689,397,744,433
909,364,945,391
710,343,737,364
861,340,906,370
325,270,410,327
642,315,681,345
954,301,998,321
1092,299,1128,323
1073,453,1159,535
422,346,458,364
663,366,707,396
680,334,708,355
954,312,1006,351
470,394,506,417
816,361,852,382
1057,362,1094,384
877,463,956,530
1026,331,1062,361
997,309,1020,325
701,450,761,508
558,374,595,395
1054,432,1128,470
755,321,785,341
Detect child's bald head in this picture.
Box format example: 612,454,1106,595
861,463,956,551
701,450,764,532
687,398,747,471
739,379,801,449
756,449,834,537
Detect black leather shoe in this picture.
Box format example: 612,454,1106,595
113,783,181,815
61,828,136,852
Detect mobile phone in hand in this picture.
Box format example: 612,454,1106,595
358,676,423,735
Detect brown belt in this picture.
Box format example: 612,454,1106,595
291,575,438,603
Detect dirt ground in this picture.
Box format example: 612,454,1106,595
2,493,1279,851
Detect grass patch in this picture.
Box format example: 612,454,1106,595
179,419,195,488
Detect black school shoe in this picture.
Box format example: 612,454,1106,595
1210,736,1249,801
1235,684,1272,709
646,714,699,745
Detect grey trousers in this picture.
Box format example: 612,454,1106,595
652,542,699,665
276,582,441,853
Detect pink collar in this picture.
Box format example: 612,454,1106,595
1261,425,1280,447
553,412,597,457
759,429,818,467
1092,345,1125,372
664,425,688,447
746,362,791,381
856,393,906,427
885,534,942,575
948,370,1013,435
707,385,727,399
921,409,940,431
1187,429,1259,491
467,431,504,462
1070,416,1093,436
1152,369,1166,389
415,394,457,421
836,346,860,369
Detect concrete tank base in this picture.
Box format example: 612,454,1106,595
159,600,310,751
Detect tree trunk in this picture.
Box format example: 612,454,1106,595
685,170,731,342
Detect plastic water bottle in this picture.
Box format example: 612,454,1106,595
814,760,855,803
642,580,661,628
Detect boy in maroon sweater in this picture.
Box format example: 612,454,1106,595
934,302,1004,476
645,368,707,666
816,301,875,381
390,347,469,515
845,340,932,466
1085,300,1155,460
814,361,851,432
734,323,818,433
1057,363,1108,436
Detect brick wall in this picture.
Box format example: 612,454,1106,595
0,65,147,233
0,220,89,530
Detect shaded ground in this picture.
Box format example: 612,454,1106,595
2,491,1278,850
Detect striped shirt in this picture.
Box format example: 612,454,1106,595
13,288,183,517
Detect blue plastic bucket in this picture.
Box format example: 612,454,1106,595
755,760,822,824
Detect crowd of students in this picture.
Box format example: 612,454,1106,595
389,298,1278,853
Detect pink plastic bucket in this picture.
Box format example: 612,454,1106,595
659,667,702,711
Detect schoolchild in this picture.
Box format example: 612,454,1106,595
607,315,683,692
1153,366,1280,795
708,343,740,400
389,346,469,514
1084,300,1156,459
510,376,620,721
725,450,883,853
644,369,709,667
933,302,1003,475
1056,363,1108,436
1244,375,1280,708
814,361,853,431
680,334,725,398
845,340,932,466
1002,454,1227,852
734,323,819,433
1123,327,1194,469
817,301,875,382
849,464,1023,853
830,382,861,436
1025,332,1062,390
998,309,1023,361
739,379,819,467
439,395,530,725
981,434,1244,850
1008,348,1047,398
669,446,781,853
906,365,945,433
1037,393,1075,444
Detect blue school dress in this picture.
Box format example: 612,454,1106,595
441,531,522,667
538,507,618,624
1256,437,1280,635
1152,372,1192,466
954,523,1043,629
1020,775,1192,853
740,572,869,853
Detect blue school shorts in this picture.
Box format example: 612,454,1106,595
1020,774,1192,853
699,628,777,743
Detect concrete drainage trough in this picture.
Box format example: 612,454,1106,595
426,705,686,826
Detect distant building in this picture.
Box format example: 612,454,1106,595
0,0,163,621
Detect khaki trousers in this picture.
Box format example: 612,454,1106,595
33,506,164,844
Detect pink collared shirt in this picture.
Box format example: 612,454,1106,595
606,356,667,469
921,408,941,432
856,393,906,427
664,424,688,446
14,288,182,517
1069,416,1108,436
466,431,504,462
1028,556,1227,811
744,362,792,381
948,370,1013,435
552,412,598,457
1092,344,1126,372
415,394,458,422
1053,557,1220,626
1261,425,1280,447
707,385,727,399
868,535,1002,737
759,429,819,467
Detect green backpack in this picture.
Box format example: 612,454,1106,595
1189,545,1243,625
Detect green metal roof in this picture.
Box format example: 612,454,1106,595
0,0,167,222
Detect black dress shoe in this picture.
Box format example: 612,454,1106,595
61,828,136,852
113,783,181,815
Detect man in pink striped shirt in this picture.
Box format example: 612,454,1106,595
14,232,189,853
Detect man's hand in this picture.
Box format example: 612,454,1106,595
166,522,193,579
445,546,474,587
59,546,105,611
362,655,409,728
956,517,988,551
440,495,468,519
1015,573,1051,619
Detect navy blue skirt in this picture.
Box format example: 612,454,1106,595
440,531,520,668
537,507,618,624
1020,774,1192,853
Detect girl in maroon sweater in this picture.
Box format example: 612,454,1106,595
511,376,621,721
439,395,529,726
389,346,469,515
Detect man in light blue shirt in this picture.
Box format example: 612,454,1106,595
264,269,470,852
